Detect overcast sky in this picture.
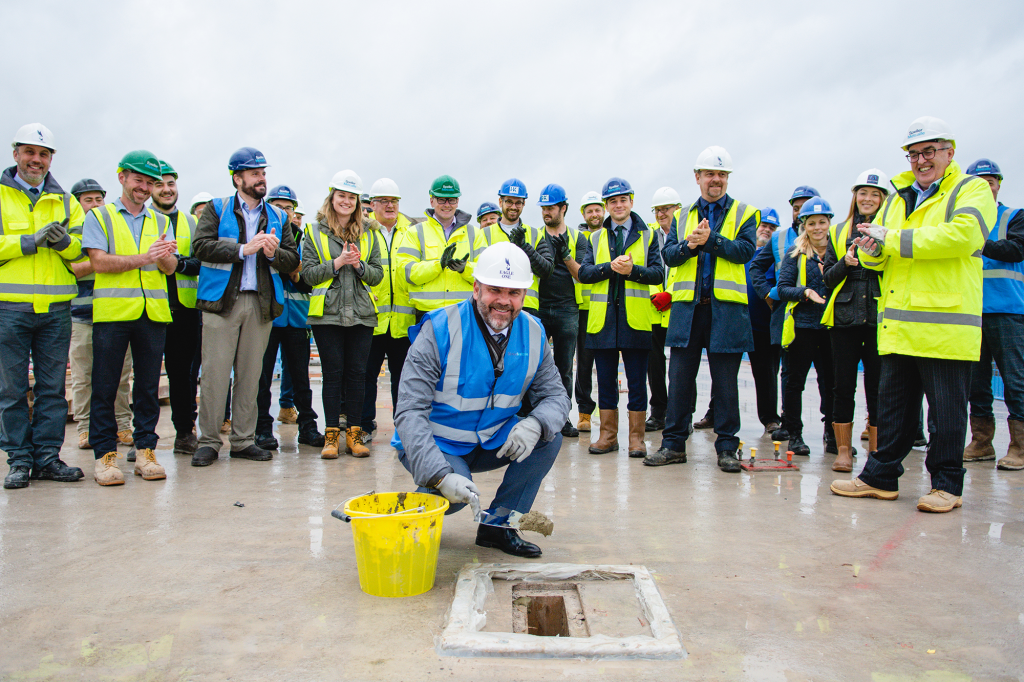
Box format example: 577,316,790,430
7,0,1024,226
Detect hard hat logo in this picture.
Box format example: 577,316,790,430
907,128,925,140
867,175,879,184
35,130,45,142
508,187,519,195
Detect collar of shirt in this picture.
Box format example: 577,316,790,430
697,195,727,218
911,179,941,205
13,172,43,194
485,322,508,338
113,197,147,219
611,215,632,233
239,195,264,218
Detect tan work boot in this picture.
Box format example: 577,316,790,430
278,407,298,424
917,489,962,513
589,409,618,454
133,448,166,480
868,425,877,457
832,422,854,472
997,418,1024,470
829,477,898,500
577,412,592,432
220,419,232,434
860,418,870,442
78,433,92,450
346,427,370,457
94,452,124,486
321,427,341,459
117,429,134,446
627,411,647,458
963,415,996,462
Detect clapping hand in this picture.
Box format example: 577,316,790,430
844,243,859,267
687,219,711,248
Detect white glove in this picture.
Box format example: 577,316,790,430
436,473,479,505
860,223,888,245
496,416,544,462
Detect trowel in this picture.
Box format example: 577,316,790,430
476,506,526,530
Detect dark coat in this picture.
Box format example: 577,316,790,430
822,218,881,328
778,248,828,329
748,226,795,345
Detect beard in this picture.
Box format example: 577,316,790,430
241,178,267,199
152,192,177,212
475,295,518,332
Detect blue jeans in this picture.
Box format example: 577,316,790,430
969,313,1024,422
0,308,72,468
398,434,562,515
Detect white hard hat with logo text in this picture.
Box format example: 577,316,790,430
474,242,533,289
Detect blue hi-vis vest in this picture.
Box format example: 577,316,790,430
767,225,797,300
409,298,545,455
197,195,285,307
982,205,1024,315
273,227,310,328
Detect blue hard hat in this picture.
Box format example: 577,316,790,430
537,183,568,206
228,146,269,173
789,185,820,204
797,197,833,222
601,177,633,200
498,178,528,198
966,158,1003,180
761,207,780,227
477,201,500,218
267,185,297,203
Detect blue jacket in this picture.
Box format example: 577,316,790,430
749,225,798,344
273,223,312,328
982,205,1024,314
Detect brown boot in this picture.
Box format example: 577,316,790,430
589,409,618,454
627,411,647,458
963,415,996,462
832,422,854,472
577,412,592,432
860,418,870,441
868,425,877,457
998,418,1024,470
346,427,370,457
321,427,341,459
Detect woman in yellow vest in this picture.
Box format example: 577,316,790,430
301,170,383,459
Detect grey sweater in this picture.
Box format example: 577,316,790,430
300,219,383,327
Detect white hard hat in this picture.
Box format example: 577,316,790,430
474,242,533,289
902,116,955,150
852,169,890,195
651,186,681,210
579,190,603,212
190,192,214,212
295,199,306,216
330,169,363,195
694,146,733,173
12,123,55,151
369,177,401,199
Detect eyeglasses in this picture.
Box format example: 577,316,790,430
502,199,525,208
434,197,458,205
654,205,678,215
905,146,951,162
374,198,399,206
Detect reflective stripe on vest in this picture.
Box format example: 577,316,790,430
782,252,807,348
981,205,1024,314
405,217,474,310
306,222,377,318
586,225,653,334
171,211,198,308
92,204,172,323
667,201,753,305
372,215,416,338
821,220,852,328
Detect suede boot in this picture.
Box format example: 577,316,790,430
346,426,370,457
832,422,854,472
321,427,341,459
963,415,996,462
997,418,1024,470
627,411,647,458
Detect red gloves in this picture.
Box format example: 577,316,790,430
650,291,672,312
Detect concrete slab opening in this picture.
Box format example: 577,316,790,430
511,583,588,637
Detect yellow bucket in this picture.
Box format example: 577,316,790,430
344,492,449,598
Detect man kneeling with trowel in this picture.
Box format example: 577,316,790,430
395,242,569,558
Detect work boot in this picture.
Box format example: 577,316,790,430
577,412,592,432
917,489,962,513
117,429,134,446
832,422,854,473
770,426,790,441
829,477,898,500
32,459,84,482
627,411,647,458
220,419,232,434
560,420,579,438
94,452,124,486
255,432,279,451
963,415,996,462
337,414,347,429
693,413,714,429
789,432,810,457
764,421,781,435
588,409,618,454
78,433,92,450
861,418,870,441
278,406,298,424
191,446,219,467
359,420,377,444
346,427,370,457
868,425,877,457
645,415,665,432
4,465,31,489
321,427,341,459
173,432,198,456
299,426,326,447
133,449,166,480
230,444,273,461
997,419,1024,470
823,422,838,454
717,450,741,473
643,447,686,466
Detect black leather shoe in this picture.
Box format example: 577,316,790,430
560,421,579,438
789,433,811,457
693,415,714,429
4,465,31,489
643,447,686,466
476,524,542,558
255,433,279,450
913,435,928,448
717,450,741,472
230,444,273,461
191,446,219,467
645,416,665,432
298,427,325,447
173,432,198,455
32,459,84,482
770,427,790,441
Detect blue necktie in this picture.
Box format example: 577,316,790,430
29,187,39,197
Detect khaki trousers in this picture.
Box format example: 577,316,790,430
69,321,132,435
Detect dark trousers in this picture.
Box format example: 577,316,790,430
575,309,596,414
830,325,880,424
164,307,200,436
0,309,71,468
662,305,742,453
594,348,648,411
538,306,579,404
312,324,373,428
749,329,781,426
648,324,668,420
970,313,1024,421
361,332,411,432
280,357,294,408
91,315,166,456
257,326,318,435
859,354,972,496
782,327,833,437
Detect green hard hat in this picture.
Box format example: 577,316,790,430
429,174,461,198
158,159,177,179
118,150,162,180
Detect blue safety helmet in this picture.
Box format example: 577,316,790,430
267,185,298,203
228,146,269,173
966,158,1003,181
760,207,780,227
499,178,528,198
601,177,633,200
789,185,820,204
537,183,568,206
477,201,500,219
797,197,834,222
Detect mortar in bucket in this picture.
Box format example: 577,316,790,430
341,492,449,597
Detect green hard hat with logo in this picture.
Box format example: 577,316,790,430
158,159,177,179
429,174,461,198
118,150,162,180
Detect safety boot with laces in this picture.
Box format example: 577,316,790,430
321,427,341,459
94,452,124,486
133,448,166,480
117,429,134,446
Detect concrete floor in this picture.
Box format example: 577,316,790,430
1,361,1022,681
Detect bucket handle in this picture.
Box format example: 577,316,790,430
331,506,426,523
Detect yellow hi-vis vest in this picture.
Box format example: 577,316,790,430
578,226,600,311
668,201,758,305
821,220,854,328
92,204,172,323
782,252,807,348
587,225,654,334
473,222,546,309
168,210,197,308
371,215,416,338
398,212,476,312
648,223,671,326
305,222,378,318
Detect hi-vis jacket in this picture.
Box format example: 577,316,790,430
396,209,476,312
371,214,416,338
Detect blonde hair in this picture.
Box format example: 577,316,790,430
790,218,830,259
316,189,364,242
